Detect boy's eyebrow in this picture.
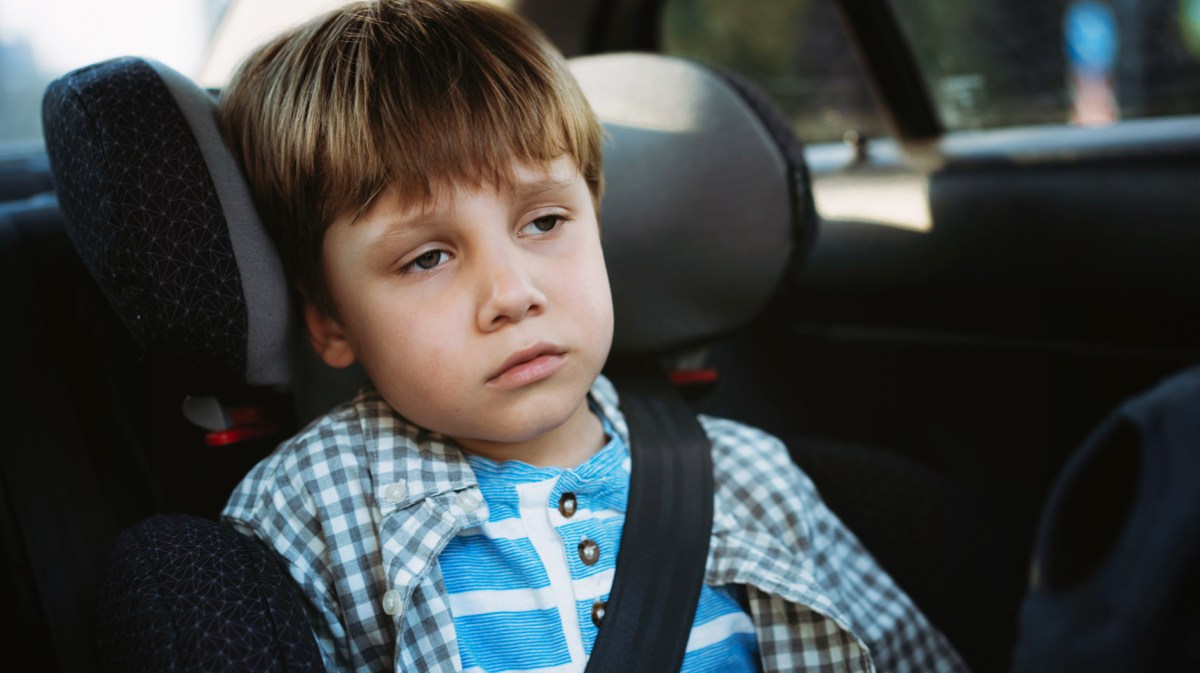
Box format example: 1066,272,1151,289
366,214,435,250
363,171,580,250
515,175,576,198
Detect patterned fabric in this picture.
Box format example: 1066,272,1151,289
441,413,759,673
223,375,969,673
96,513,325,673
42,57,250,384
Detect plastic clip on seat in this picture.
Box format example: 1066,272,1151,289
182,396,279,447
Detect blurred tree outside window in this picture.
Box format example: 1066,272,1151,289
661,0,1200,139
661,0,886,145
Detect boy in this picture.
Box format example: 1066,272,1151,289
220,1,969,672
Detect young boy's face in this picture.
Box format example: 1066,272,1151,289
307,156,613,457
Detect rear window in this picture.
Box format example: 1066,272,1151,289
661,0,1200,140
0,0,225,149
889,0,1200,129
0,0,515,151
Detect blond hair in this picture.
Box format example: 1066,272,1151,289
220,0,603,317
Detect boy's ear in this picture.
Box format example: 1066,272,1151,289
303,302,357,368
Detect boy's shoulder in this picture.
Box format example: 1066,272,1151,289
278,386,464,460
594,373,809,518
225,387,473,520
288,387,412,450
593,373,797,491
696,413,820,524
698,414,792,471
263,387,399,472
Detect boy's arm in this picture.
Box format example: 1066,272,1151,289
793,462,970,673
223,485,346,672
701,416,971,673
222,444,377,673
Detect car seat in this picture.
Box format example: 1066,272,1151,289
37,50,1021,672
1012,363,1200,672
38,50,805,672
0,192,158,673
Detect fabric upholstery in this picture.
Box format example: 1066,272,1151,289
42,57,292,387
788,438,1028,673
0,194,156,673
1013,365,1200,672
96,513,325,673
570,54,805,353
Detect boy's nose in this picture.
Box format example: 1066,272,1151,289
476,251,546,331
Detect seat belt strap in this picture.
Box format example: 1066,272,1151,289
585,367,715,673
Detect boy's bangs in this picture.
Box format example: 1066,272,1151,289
318,2,603,222
339,82,594,220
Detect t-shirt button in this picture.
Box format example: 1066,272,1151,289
591,600,607,626
558,492,577,518
456,488,482,513
578,539,600,566
382,482,407,503
382,589,401,615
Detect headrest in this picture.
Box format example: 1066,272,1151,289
43,52,811,390
42,57,293,387
572,53,810,353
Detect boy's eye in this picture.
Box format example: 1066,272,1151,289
404,250,450,273
521,215,565,235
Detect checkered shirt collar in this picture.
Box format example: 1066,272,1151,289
353,391,477,514
356,375,629,515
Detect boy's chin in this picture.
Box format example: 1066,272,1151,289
457,403,582,445
444,393,599,461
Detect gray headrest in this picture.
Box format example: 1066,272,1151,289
573,54,808,354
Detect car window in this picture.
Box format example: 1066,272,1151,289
660,0,887,145
660,0,1200,140
201,0,513,86
199,0,362,87
889,0,1200,129
0,0,229,150
0,0,519,154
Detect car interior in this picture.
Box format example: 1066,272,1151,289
3,0,1199,672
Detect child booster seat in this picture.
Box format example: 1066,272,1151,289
41,52,809,672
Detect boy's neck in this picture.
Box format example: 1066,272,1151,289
452,398,607,469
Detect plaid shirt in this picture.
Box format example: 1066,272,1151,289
223,375,968,673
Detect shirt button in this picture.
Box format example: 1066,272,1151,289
591,600,607,626
383,482,407,503
578,539,600,566
558,492,577,518
382,589,401,615
456,489,482,513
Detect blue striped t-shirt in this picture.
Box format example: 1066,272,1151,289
438,412,760,673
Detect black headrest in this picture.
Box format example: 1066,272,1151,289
43,53,812,395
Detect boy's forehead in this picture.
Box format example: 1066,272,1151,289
352,155,583,227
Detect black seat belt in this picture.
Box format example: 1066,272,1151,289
586,365,715,673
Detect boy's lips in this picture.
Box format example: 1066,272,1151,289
487,342,567,388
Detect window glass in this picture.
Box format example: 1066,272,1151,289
661,0,886,145
889,0,1200,129
0,0,228,149
0,0,518,151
